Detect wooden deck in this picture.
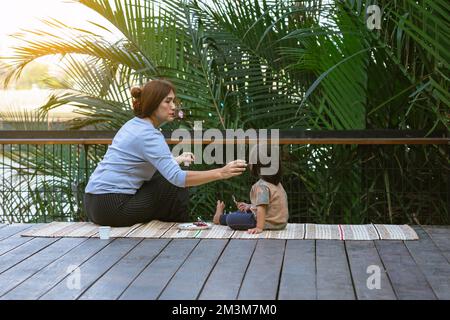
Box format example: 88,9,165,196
0,224,449,300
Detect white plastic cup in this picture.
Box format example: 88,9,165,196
98,226,111,240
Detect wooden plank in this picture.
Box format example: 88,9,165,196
316,240,355,300
404,227,450,300
199,240,257,300
159,239,228,300
0,238,86,297
0,224,36,241
40,239,141,300
119,239,199,300
375,240,437,300
278,240,316,300
345,241,396,300
1,238,111,300
422,225,450,264
0,233,34,256
0,237,58,274
79,239,169,300
237,240,285,300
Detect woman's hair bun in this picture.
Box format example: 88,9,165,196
130,86,142,99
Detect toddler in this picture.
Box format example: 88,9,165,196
213,146,288,234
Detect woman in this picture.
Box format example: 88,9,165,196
84,79,247,227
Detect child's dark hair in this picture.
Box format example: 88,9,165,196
249,144,282,185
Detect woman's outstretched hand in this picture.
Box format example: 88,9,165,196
184,159,247,187
175,152,195,166
220,160,247,179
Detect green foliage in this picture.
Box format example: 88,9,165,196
0,61,49,90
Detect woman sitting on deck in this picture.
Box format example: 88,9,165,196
84,79,247,227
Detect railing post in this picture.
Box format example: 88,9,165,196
83,144,89,185
82,144,90,221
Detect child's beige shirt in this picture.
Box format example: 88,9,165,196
250,179,289,229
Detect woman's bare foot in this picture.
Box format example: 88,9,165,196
213,200,225,224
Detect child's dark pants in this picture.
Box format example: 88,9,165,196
219,211,256,230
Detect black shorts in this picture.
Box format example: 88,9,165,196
84,172,189,227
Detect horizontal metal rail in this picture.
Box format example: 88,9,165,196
0,130,448,145
0,138,449,145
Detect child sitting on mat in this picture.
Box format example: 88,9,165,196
213,145,288,234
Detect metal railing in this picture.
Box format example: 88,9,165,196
1,130,448,224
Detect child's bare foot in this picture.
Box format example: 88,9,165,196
213,200,225,224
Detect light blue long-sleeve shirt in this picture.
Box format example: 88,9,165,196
85,117,186,194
